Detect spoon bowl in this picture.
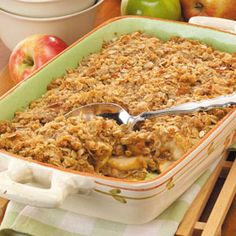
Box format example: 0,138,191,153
65,92,236,128
65,103,134,125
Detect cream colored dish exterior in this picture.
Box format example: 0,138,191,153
0,0,103,50
0,17,236,224
0,0,96,18
0,111,235,224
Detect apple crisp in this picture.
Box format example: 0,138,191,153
0,32,236,180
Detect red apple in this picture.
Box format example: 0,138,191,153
180,0,236,21
9,34,68,84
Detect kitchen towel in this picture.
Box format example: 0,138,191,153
0,160,219,236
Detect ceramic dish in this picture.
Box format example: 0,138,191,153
0,0,103,50
0,0,96,18
0,16,236,224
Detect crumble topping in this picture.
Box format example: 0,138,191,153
0,32,235,180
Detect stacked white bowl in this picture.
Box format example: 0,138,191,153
0,0,104,50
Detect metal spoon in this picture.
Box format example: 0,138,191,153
65,93,236,128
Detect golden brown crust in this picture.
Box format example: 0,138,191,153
0,32,235,180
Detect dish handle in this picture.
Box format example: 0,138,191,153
0,159,94,208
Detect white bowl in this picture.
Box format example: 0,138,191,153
0,0,104,50
189,16,236,34
0,0,97,18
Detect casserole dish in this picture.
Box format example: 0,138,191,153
0,16,236,224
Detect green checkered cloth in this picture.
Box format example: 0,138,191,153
0,160,219,236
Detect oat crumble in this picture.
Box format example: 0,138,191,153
0,32,235,180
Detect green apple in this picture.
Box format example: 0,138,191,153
121,0,181,21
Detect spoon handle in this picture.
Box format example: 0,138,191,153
139,93,236,120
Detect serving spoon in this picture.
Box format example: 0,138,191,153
65,93,236,128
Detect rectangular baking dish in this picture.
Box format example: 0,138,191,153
0,16,236,224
